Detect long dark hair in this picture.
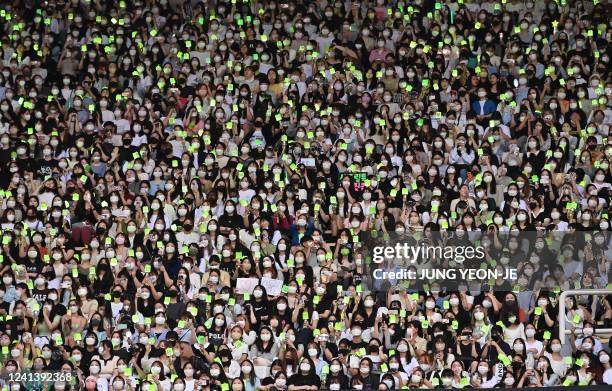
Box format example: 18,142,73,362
255,325,275,353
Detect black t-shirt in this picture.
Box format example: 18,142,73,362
349,339,368,352
449,306,472,330
218,213,244,231
525,150,546,174
36,158,58,179
25,258,45,277
250,299,271,325
137,298,156,318
220,258,236,274
163,256,181,279
277,308,293,330
314,297,333,328
31,288,50,304
166,301,186,328
456,340,481,366
15,156,34,173
288,373,321,388
0,147,11,170
80,347,98,376
208,327,225,346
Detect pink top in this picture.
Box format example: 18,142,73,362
369,48,390,63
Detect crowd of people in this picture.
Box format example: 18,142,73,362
0,0,610,390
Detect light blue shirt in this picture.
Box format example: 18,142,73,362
4,286,17,304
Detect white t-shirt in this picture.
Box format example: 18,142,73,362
603,368,612,385
238,189,256,206
525,339,543,355
101,109,114,122
543,352,567,378
96,377,109,391
110,301,124,318
113,118,131,133
503,324,525,346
